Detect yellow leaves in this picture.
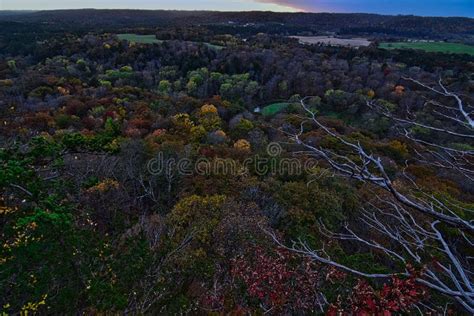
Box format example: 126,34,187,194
21,294,47,313
200,116,222,132
87,179,120,193
28,222,37,230
0,79,13,87
29,274,37,285
367,89,375,98
192,248,207,259
234,139,251,152
104,138,121,152
190,125,207,142
172,113,195,131
117,106,127,118
388,140,409,157
0,206,16,216
3,231,29,251
198,104,222,131
171,195,226,226
170,194,226,245
2,303,10,316
200,104,218,114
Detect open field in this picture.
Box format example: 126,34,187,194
261,102,291,116
379,42,474,56
204,43,224,50
117,33,222,50
117,34,162,44
291,36,371,48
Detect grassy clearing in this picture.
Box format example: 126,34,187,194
261,103,291,116
117,34,223,50
292,36,371,47
204,43,224,51
379,42,474,56
117,34,162,44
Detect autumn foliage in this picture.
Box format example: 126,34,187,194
328,270,426,315
230,247,322,313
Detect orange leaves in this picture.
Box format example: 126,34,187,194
394,85,405,95
214,130,226,138
86,179,120,194
128,117,151,130
200,104,218,115
151,129,167,138
367,89,376,98
233,139,251,152
124,127,142,138
57,86,70,95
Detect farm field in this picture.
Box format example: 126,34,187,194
379,42,474,56
291,36,371,47
117,33,223,50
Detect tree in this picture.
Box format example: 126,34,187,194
158,80,172,96
369,77,474,181
274,79,474,313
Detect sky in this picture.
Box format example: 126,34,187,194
1,0,473,17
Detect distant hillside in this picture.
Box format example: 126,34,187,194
0,10,36,16
1,9,473,40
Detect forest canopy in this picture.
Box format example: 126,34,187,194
0,9,473,315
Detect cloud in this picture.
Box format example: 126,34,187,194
253,0,322,11
253,0,474,17
1,0,300,11
2,0,473,17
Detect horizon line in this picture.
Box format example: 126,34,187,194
0,8,472,19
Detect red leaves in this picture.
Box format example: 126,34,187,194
326,266,347,283
329,268,426,315
206,249,425,315
231,247,320,312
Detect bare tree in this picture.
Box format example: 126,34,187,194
293,92,473,231
368,77,474,181
124,229,194,314
274,79,474,312
270,199,474,313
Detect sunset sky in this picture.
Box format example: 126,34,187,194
1,0,473,17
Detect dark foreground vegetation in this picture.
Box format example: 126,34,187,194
0,10,473,315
